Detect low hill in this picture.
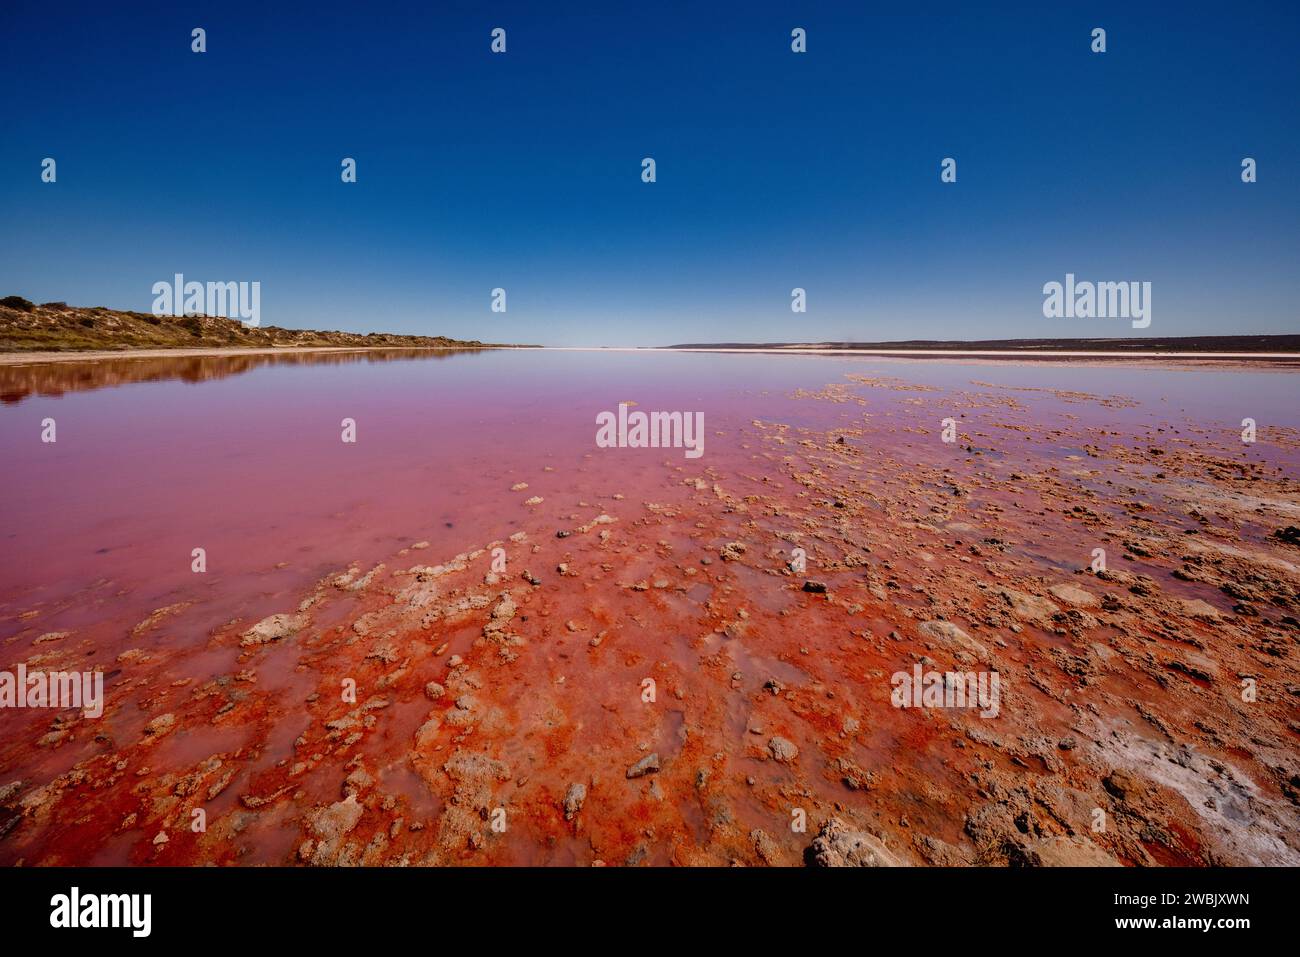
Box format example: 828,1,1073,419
0,296,515,352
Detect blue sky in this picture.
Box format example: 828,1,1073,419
1,1,1297,346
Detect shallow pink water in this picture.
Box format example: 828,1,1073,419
1,349,1295,653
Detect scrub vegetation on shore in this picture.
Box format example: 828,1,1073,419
0,297,515,352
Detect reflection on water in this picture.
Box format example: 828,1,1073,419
0,347,497,404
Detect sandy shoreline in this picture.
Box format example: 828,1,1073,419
0,345,532,366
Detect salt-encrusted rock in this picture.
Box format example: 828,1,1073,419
563,782,587,820
305,794,364,865
241,613,307,646
626,753,660,779
917,620,989,660
720,542,747,562
1179,598,1222,620
768,736,799,763
805,818,900,867
1025,836,1121,867
999,589,1060,625
751,828,781,865
1048,583,1099,608
142,713,177,738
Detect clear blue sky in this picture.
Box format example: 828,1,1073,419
1,1,1296,346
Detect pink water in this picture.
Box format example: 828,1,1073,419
1,348,1296,648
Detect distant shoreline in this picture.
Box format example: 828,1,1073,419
661,334,1300,356
636,346,1300,361
550,346,1300,372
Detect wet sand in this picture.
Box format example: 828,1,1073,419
1,352,1297,866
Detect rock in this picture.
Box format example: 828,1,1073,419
751,828,780,865
802,580,828,594
720,619,748,639
241,613,307,647
563,782,587,820
720,542,746,562
1102,769,1148,804
306,794,364,865
836,756,874,791
343,766,374,796
998,587,1060,624
424,681,446,700
768,736,799,763
917,620,989,660
1179,598,1222,620
1270,526,1300,548
431,751,513,852
626,754,660,779
37,729,69,748
1025,836,1120,867
490,595,517,622
805,818,899,867
142,713,177,738
999,588,1060,625
1048,583,1098,608
413,715,441,749
576,514,616,533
